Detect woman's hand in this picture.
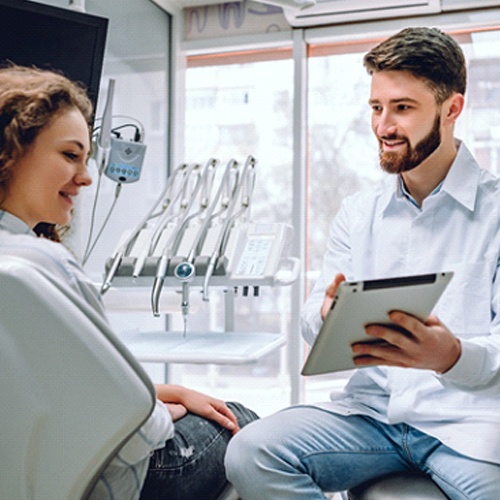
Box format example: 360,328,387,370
164,403,188,422
155,385,240,434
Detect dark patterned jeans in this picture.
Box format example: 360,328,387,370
139,401,259,500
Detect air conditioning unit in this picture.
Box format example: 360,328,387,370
283,0,441,28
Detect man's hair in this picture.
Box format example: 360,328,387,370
363,27,467,104
0,64,94,241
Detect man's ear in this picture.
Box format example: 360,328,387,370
443,92,465,126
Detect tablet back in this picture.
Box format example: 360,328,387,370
301,272,453,375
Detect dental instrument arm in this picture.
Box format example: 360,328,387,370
202,156,256,301
100,177,173,294
131,164,189,278
166,158,239,308
150,163,209,316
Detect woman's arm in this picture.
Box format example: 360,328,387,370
155,384,240,434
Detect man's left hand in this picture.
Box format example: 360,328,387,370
352,312,462,373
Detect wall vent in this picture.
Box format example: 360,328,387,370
284,0,441,28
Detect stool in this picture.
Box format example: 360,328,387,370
348,472,449,499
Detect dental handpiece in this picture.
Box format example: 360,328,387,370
173,261,195,337
101,250,123,294
202,252,218,301
151,254,169,317
149,163,206,316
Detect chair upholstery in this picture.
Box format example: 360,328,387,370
217,483,240,500
0,256,155,500
348,472,449,499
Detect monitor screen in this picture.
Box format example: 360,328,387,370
0,0,108,111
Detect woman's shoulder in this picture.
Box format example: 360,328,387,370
0,229,80,279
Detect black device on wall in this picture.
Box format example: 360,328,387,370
0,0,108,110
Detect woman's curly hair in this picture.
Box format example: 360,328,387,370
0,64,94,241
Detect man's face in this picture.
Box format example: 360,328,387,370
369,70,442,174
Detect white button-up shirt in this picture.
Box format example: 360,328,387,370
301,141,500,465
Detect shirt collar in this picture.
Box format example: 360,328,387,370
0,210,35,236
381,140,480,215
440,140,480,212
398,176,443,209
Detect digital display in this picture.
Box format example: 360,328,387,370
0,0,108,110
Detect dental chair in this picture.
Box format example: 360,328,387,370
0,255,157,500
0,255,241,500
347,472,449,499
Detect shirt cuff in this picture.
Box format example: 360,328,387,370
436,339,488,388
300,311,322,345
118,399,174,464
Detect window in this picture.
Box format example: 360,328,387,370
307,45,383,274
81,0,500,417
306,27,500,277
302,25,500,398
178,21,500,414
178,51,296,416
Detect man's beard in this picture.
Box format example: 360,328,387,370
378,114,441,174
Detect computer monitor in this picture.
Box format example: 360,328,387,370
0,0,108,111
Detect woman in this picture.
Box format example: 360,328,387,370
0,64,257,499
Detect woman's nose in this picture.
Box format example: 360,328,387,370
75,162,93,186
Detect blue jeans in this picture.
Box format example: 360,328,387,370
225,405,500,500
140,401,258,500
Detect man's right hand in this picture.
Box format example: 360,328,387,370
320,273,346,320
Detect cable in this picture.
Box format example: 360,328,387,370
84,113,143,266
82,167,103,262
110,123,142,141
82,182,122,265
93,115,145,142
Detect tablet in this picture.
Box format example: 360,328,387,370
301,271,453,375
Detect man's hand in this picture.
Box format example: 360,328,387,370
352,311,462,373
320,273,346,320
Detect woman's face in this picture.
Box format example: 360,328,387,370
1,107,92,228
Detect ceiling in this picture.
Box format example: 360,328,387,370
153,0,250,10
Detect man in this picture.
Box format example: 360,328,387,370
224,27,500,499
